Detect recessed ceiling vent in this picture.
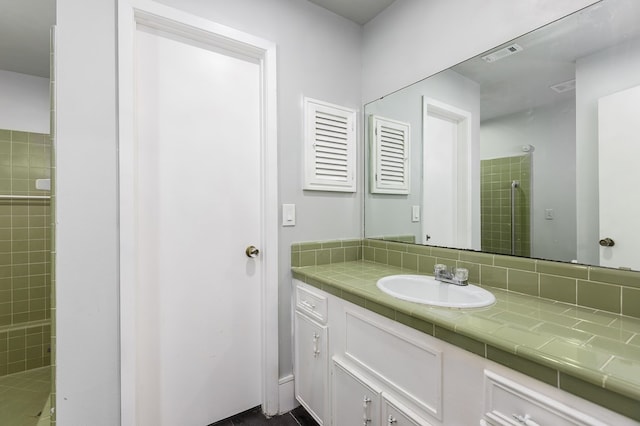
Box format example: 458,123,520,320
550,79,576,93
481,43,523,63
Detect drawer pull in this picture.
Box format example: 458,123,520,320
301,300,316,310
513,414,540,426
387,415,397,424
312,332,320,357
363,396,372,425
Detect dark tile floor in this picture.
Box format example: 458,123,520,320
209,405,318,426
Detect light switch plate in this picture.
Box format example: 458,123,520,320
282,204,296,226
412,205,420,222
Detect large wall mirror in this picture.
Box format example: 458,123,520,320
365,0,640,271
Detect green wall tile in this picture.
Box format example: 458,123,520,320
387,250,402,267
487,346,557,386
431,247,459,260
344,246,361,262
321,241,341,249
374,248,388,264
368,239,387,249
590,267,640,289
537,260,588,279
508,269,538,296
481,265,507,289
299,251,315,267
622,287,640,319
494,255,535,271
559,373,640,422
402,252,418,271
341,239,361,247
577,280,621,313
406,245,431,256
459,250,493,265
298,242,322,251
363,246,375,261
330,248,345,263
386,242,408,252
539,274,576,304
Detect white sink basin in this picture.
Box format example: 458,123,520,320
376,275,496,308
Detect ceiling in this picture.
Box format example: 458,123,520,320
0,0,390,79
307,0,396,25
0,0,55,78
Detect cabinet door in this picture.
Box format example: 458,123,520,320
382,395,434,426
294,311,328,425
333,359,382,426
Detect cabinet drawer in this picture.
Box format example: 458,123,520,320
295,284,328,323
483,370,607,426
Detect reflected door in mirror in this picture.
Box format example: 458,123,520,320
598,84,640,270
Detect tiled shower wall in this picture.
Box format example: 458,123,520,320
480,155,531,256
0,129,52,376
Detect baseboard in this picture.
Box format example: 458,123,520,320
278,374,298,415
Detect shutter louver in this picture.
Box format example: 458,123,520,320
304,98,356,192
370,115,410,194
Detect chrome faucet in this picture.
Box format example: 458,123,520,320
434,264,469,286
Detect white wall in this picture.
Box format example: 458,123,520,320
362,0,600,103
56,0,120,424
575,36,640,265
365,70,480,247
0,69,50,133
56,0,361,423
481,99,577,262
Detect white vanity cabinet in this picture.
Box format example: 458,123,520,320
294,285,329,425
292,279,638,426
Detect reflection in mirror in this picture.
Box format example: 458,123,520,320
364,0,640,271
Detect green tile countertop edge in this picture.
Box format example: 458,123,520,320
292,260,640,422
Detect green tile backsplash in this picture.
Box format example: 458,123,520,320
293,238,640,320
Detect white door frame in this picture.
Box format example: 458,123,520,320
422,98,473,249
117,1,279,424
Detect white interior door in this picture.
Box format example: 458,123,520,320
423,112,457,246
422,98,473,249
598,85,640,270
134,25,262,425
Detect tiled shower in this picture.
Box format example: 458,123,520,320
480,154,531,257
0,129,52,377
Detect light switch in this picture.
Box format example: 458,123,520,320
545,209,554,220
282,204,296,226
412,205,420,222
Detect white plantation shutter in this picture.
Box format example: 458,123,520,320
304,98,356,192
370,115,410,194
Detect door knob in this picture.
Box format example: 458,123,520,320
245,245,260,258
599,238,615,247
